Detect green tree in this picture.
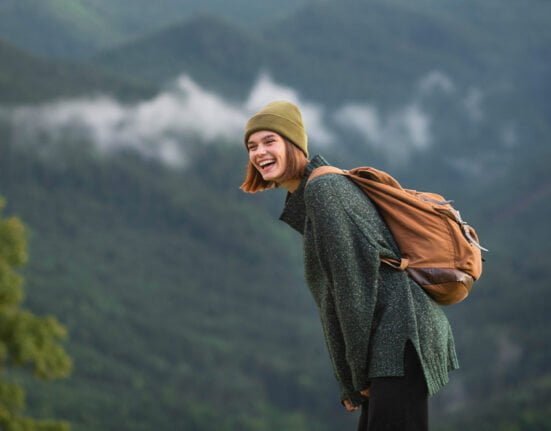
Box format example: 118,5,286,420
0,198,72,431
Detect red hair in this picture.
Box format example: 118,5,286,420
240,139,309,193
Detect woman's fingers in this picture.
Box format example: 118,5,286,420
343,399,359,412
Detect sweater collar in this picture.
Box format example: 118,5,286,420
279,154,330,234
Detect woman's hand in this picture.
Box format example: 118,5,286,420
343,387,370,412
343,399,359,412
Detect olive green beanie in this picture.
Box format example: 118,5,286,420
244,101,309,157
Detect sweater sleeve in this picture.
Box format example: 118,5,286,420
304,174,382,403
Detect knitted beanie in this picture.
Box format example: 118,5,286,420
244,101,308,157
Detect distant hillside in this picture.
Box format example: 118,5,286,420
0,39,154,103
90,0,551,121
89,2,482,103
0,0,117,58
0,0,311,58
93,14,299,98
265,0,479,100
265,0,551,105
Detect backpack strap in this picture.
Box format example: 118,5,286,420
307,166,347,183
309,166,411,272
380,257,410,271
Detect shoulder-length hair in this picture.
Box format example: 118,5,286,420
240,139,309,193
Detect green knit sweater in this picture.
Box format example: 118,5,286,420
280,155,459,403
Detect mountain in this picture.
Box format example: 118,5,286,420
0,39,154,103
0,0,118,58
93,15,296,98
90,0,550,152
96,5,461,102
0,0,312,58
263,0,551,123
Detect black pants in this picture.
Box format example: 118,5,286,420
357,341,429,431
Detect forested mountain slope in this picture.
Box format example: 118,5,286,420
93,15,296,98
0,0,311,58
0,39,153,103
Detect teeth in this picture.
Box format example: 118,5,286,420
259,160,275,167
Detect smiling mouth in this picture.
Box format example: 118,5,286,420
258,160,276,170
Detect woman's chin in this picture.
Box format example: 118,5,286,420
261,171,284,183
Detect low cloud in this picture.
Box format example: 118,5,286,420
418,70,455,95
5,72,455,167
7,74,333,167
332,70,479,163
334,102,432,163
10,75,248,166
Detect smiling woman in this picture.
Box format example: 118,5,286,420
239,100,459,431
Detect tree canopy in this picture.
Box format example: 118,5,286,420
0,198,72,431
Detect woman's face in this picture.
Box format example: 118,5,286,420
246,130,288,183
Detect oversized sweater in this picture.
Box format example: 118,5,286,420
280,155,459,403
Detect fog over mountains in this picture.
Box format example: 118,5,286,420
5,69,497,170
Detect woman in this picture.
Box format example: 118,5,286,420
241,100,459,431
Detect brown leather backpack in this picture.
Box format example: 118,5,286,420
308,166,487,305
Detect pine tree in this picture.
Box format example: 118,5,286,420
0,198,72,431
